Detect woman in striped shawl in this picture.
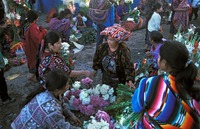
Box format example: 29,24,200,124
132,41,200,129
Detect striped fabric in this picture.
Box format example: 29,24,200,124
49,18,71,33
100,24,132,42
88,0,111,24
132,74,200,129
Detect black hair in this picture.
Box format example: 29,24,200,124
159,41,197,99
147,2,162,22
27,10,38,23
58,8,72,20
44,31,60,49
52,12,58,18
21,69,69,107
152,2,162,12
150,30,163,43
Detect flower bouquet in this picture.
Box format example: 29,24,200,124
83,110,114,129
174,24,200,81
103,83,137,128
64,80,116,116
61,42,75,70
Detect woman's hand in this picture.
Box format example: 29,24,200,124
84,70,93,77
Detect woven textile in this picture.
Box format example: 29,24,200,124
100,24,132,42
173,0,190,31
88,0,111,24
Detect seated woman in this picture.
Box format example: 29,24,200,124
92,24,135,90
73,11,87,32
38,31,91,84
49,9,72,42
116,0,129,20
132,41,200,128
11,69,81,128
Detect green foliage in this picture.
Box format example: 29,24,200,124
78,28,96,45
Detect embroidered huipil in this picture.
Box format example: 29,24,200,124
11,90,72,129
38,51,71,84
93,42,135,89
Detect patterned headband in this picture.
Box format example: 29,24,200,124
100,24,132,42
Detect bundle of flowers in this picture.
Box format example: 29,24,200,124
122,7,140,22
81,77,93,88
60,42,75,70
174,24,200,80
103,84,139,128
83,110,114,129
134,57,158,83
64,81,116,116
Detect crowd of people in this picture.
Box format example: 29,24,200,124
0,0,200,128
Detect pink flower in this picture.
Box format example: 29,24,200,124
98,97,110,107
95,110,111,123
84,105,95,116
81,77,93,85
79,105,86,114
72,98,81,110
90,95,101,107
72,90,81,98
64,91,72,99
95,110,115,129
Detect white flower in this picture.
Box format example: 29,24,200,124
109,96,116,103
80,90,88,99
102,94,109,101
108,88,114,95
82,97,90,105
69,95,75,105
139,73,144,78
93,84,101,95
85,119,109,129
100,84,110,95
62,42,70,49
73,81,81,90
195,62,199,68
86,89,93,95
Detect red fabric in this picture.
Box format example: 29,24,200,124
100,24,132,42
23,23,46,73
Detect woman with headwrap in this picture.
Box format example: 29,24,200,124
92,24,135,90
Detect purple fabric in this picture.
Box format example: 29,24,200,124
11,90,71,129
116,4,129,20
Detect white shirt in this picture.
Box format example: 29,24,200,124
192,0,200,8
148,12,161,32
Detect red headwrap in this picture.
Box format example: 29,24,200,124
100,24,132,42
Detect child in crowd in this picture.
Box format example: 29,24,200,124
145,2,163,51
146,30,164,70
116,0,129,20
73,11,87,32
